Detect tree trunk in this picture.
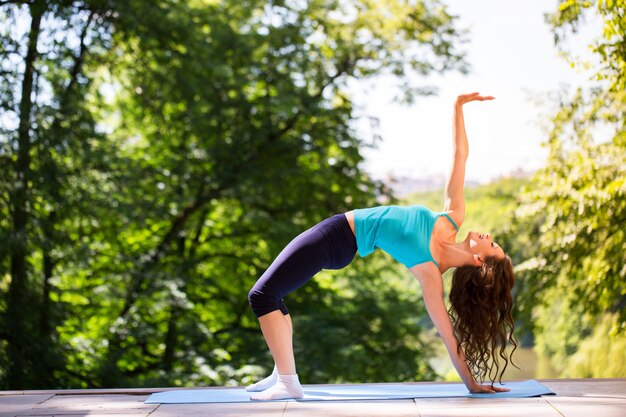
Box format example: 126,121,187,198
40,210,55,337
162,306,179,372
34,10,95,387
5,0,46,389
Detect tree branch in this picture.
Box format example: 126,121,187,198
64,10,95,96
106,47,356,358
268,58,353,142
112,184,230,333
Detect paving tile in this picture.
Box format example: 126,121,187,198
541,379,626,397
543,396,626,417
0,395,54,417
3,380,624,416
417,405,562,417
413,397,551,409
23,410,150,417
283,399,419,417
20,395,156,415
27,395,151,406
150,401,286,417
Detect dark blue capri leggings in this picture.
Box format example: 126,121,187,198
248,214,357,318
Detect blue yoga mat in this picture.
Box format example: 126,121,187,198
145,379,554,403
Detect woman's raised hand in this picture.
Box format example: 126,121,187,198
456,92,495,106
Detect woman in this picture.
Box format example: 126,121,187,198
246,92,517,401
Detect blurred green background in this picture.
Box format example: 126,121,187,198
0,0,624,389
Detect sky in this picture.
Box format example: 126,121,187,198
351,0,602,183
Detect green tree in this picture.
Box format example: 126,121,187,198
513,0,626,376
1,0,119,388
1,0,467,388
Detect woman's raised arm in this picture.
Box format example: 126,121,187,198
443,93,494,226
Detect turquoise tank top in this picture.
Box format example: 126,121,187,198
353,205,459,268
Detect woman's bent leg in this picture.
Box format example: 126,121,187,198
247,214,356,400
259,311,296,375
249,311,303,401
245,313,294,392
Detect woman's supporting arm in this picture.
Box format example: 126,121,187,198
416,271,475,389
413,270,509,393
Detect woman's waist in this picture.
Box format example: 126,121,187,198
344,210,356,236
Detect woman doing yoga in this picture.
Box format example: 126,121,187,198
246,92,517,400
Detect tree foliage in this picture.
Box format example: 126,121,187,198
512,0,626,376
0,0,466,388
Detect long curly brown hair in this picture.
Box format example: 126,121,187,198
448,255,518,384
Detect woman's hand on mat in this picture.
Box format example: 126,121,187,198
456,92,495,106
469,383,510,394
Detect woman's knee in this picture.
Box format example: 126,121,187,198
248,287,276,317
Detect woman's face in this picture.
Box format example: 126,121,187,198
466,231,505,261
